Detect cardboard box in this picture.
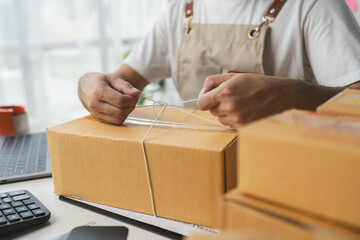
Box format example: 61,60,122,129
217,190,360,240
238,109,360,229
186,232,333,240
317,89,360,117
47,107,237,227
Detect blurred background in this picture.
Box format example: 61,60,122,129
0,0,170,131
0,0,359,131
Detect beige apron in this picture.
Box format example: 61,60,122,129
177,0,287,108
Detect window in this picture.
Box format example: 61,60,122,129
0,0,166,130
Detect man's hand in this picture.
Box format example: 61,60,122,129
78,72,141,125
198,73,344,128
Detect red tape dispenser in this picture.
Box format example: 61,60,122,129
0,106,29,135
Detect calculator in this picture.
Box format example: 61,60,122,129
0,190,51,236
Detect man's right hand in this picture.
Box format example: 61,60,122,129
78,72,141,125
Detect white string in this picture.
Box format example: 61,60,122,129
138,96,232,217
126,117,227,130
141,103,167,217
138,96,231,129
167,105,232,130
169,98,198,105
139,96,198,107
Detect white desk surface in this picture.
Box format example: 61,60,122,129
1,177,173,240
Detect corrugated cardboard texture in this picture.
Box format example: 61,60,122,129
218,190,360,240
47,107,237,227
238,109,360,229
317,89,360,117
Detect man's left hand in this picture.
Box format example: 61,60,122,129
197,73,343,128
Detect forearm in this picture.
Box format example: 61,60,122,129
284,79,360,111
113,64,149,91
288,80,341,111
197,73,359,127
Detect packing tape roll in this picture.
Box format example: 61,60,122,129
0,106,29,135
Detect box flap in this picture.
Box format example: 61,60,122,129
241,109,360,153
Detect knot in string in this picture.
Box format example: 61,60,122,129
151,101,167,120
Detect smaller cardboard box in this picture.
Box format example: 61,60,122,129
47,107,237,228
217,190,360,240
238,109,360,229
317,89,360,117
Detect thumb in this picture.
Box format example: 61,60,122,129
106,74,141,97
199,74,233,97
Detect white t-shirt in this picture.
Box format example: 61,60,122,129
125,0,360,88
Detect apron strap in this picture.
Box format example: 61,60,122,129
184,0,194,35
264,0,287,20
184,0,287,38
185,0,194,18
248,0,287,39
184,0,286,19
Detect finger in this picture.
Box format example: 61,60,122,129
101,85,139,108
199,74,235,96
209,104,226,117
106,74,141,97
199,75,226,96
197,88,220,110
99,102,135,119
218,115,233,127
218,115,242,129
91,112,126,125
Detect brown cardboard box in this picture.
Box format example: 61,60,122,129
238,109,360,229
317,89,360,117
47,107,237,227
186,232,331,240
186,232,298,240
217,190,360,240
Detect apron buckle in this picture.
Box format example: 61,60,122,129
185,17,194,36
248,16,272,40
248,27,261,40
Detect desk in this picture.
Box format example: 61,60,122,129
1,177,173,240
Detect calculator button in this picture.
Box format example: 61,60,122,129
32,209,45,216
23,199,35,205
12,194,30,201
8,190,26,197
3,198,12,203
0,203,11,210
15,206,28,213
20,211,33,220
0,216,7,225
27,204,39,210
3,209,15,215
11,201,23,208
7,214,20,222
0,193,7,198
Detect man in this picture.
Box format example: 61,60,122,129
78,0,360,128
